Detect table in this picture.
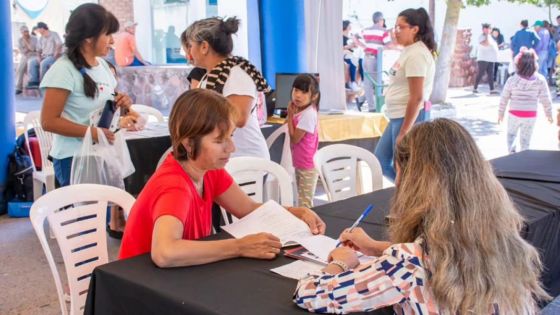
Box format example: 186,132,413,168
85,189,396,315
124,123,381,196
85,184,556,314
267,112,388,142
490,150,560,295
491,150,560,183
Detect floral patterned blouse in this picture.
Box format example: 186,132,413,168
293,239,441,314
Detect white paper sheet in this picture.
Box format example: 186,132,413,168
270,260,323,280
222,200,313,246
292,234,337,263
123,122,169,140
221,201,338,260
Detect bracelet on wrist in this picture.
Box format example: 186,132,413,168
329,260,350,272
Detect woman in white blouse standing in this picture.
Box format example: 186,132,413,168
181,17,270,160
374,8,436,182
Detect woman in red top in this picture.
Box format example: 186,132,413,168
120,89,325,267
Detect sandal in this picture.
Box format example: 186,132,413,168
106,225,123,239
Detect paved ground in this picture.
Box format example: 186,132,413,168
1,86,558,314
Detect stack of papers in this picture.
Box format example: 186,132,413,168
222,201,378,280
221,201,337,262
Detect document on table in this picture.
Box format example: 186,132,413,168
123,122,170,139
221,200,337,261
270,260,323,280
272,255,378,280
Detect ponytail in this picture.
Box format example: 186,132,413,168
66,47,98,98
399,8,437,55
64,3,119,98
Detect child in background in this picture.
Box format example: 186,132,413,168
287,74,320,208
499,48,553,153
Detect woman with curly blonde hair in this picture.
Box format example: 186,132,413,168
294,118,549,314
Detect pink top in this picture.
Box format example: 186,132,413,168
114,32,136,67
509,110,537,118
291,106,319,170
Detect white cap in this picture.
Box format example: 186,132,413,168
123,20,138,29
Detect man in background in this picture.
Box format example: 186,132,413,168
361,11,391,112
114,21,149,67
27,22,62,87
15,25,38,95
511,19,540,57
534,20,550,76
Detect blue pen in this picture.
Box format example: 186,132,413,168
336,204,374,247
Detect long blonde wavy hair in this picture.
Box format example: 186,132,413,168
390,118,549,314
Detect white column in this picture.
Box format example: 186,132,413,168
218,0,249,58
305,0,346,111
133,0,153,62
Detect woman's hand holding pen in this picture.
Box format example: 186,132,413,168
340,228,390,257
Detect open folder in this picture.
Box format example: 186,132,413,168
221,200,337,262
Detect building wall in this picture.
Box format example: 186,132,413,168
99,0,134,31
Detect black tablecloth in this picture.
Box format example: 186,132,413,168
490,151,560,295
491,150,560,183
84,192,396,315
85,185,557,314
124,124,380,196
124,136,172,196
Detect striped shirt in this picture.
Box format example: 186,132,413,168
294,239,440,314
361,25,391,56
499,74,553,119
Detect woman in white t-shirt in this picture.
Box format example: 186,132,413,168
374,8,436,181
181,17,270,160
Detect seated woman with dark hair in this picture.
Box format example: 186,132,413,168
294,118,549,314
120,89,325,267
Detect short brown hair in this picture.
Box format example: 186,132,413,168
168,89,233,161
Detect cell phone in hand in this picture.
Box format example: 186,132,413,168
98,100,116,129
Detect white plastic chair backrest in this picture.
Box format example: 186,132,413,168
29,184,136,315
23,110,54,172
131,104,165,123
314,144,382,202
265,124,295,176
224,157,294,224
157,146,173,169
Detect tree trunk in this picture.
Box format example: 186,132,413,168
430,0,462,104
429,0,436,26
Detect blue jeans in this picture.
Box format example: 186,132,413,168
537,50,549,77
344,58,363,83
53,157,73,187
128,56,145,66
374,109,426,181
28,56,56,83
542,295,560,315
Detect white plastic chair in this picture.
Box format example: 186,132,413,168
131,104,165,123
29,184,136,315
23,111,55,200
265,124,295,178
314,144,383,202
157,146,173,169
224,157,294,224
